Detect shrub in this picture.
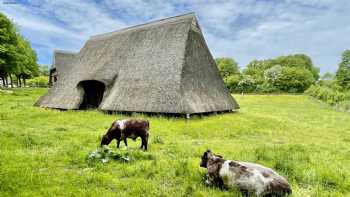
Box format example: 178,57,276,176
256,82,280,93
264,65,282,85
335,101,350,112
237,75,256,93
276,67,315,93
305,85,350,105
224,75,241,93
215,57,240,78
27,76,49,87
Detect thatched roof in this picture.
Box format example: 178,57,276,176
36,13,239,114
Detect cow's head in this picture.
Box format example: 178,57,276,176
200,150,223,168
100,121,122,146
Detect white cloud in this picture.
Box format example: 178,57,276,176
34,0,127,36
0,3,80,39
0,0,128,64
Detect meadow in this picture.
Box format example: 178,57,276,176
0,88,349,197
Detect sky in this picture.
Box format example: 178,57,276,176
1,0,350,74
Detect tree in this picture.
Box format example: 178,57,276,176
274,54,319,81
243,54,319,93
224,75,241,92
275,67,315,93
0,12,18,86
336,50,350,90
237,75,256,93
243,59,273,85
0,12,38,87
318,72,337,88
264,65,282,85
13,35,39,86
39,65,49,76
215,57,240,78
321,72,335,81
215,57,241,92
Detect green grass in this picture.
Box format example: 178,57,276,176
1,88,350,197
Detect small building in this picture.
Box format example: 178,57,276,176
37,13,239,115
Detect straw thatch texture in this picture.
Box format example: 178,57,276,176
36,13,239,114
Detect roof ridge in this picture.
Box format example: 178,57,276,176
89,12,195,41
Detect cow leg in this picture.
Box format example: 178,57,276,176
116,140,121,148
141,134,148,151
145,133,149,151
141,138,146,151
139,138,144,149
123,138,128,147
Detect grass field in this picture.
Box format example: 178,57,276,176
0,88,350,197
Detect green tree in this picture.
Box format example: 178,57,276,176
224,75,241,92
318,72,338,88
215,57,240,78
243,59,272,85
237,75,256,93
264,65,282,85
0,12,38,87
243,54,319,93
274,54,319,80
39,65,49,76
13,35,39,86
215,57,241,92
275,67,315,93
0,12,18,86
336,50,350,90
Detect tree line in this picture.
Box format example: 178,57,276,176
216,54,320,94
0,12,41,87
216,50,350,110
305,50,350,111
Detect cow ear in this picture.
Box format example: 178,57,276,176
216,154,223,158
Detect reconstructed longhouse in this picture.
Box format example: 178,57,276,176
36,13,239,115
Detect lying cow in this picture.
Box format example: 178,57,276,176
101,119,150,150
200,150,292,197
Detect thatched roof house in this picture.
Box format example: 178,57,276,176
36,13,239,115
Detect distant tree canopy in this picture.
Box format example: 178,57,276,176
0,12,39,87
241,54,319,93
215,57,240,78
39,65,49,76
336,50,350,90
215,57,241,92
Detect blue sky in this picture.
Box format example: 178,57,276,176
1,0,350,74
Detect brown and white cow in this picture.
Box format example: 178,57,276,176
200,150,292,197
101,119,150,150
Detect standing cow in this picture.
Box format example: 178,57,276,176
101,119,150,151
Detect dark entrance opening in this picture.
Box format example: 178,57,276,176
78,80,105,109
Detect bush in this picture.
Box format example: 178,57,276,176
27,76,49,87
276,67,315,93
215,57,240,78
305,85,350,105
224,75,241,93
256,82,281,93
237,75,256,93
335,101,350,112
